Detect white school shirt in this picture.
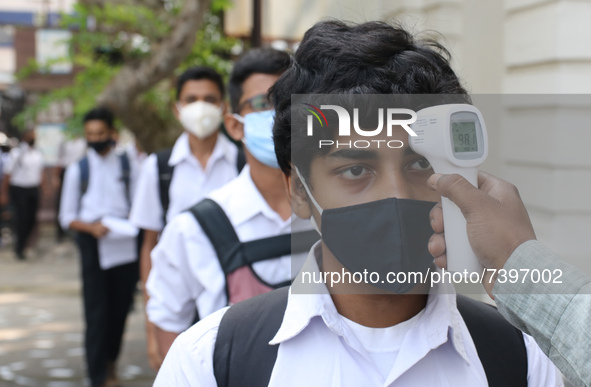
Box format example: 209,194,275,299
59,148,137,265
4,143,44,187
146,165,313,334
129,132,238,231
155,242,563,387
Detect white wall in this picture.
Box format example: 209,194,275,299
225,0,591,274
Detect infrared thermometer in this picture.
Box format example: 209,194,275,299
409,104,488,273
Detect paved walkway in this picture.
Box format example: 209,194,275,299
0,228,157,387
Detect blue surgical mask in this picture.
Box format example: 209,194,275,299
233,110,279,169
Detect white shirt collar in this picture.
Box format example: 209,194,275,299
168,132,233,167
270,242,471,366
220,165,288,228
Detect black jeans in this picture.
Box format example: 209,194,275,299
9,185,39,256
76,232,139,387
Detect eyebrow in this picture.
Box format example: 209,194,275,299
327,146,419,160
327,149,379,160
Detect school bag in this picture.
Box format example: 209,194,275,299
187,198,319,320
79,153,131,204
156,146,246,223
212,287,529,387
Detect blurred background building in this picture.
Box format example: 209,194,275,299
0,0,76,222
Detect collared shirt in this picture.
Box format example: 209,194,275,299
129,132,238,231
155,242,563,387
59,148,137,262
4,143,44,187
494,240,591,387
146,165,312,334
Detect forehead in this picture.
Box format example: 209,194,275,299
240,73,280,103
317,125,418,162
84,119,111,133
179,79,222,99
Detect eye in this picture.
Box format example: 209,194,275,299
339,165,371,180
409,158,432,171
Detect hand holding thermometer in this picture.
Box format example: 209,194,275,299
409,104,488,273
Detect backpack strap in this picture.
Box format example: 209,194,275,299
188,199,242,276
213,292,529,387
236,146,246,173
156,149,174,224
79,156,90,196
213,287,289,387
456,295,528,387
189,199,319,274
119,153,131,205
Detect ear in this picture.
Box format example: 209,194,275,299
288,164,313,220
224,112,244,142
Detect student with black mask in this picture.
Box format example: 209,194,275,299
59,107,139,387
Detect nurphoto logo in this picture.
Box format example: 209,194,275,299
303,103,418,149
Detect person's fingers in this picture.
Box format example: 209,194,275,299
427,173,488,218
429,202,444,233
434,254,447,270
428,232,446,258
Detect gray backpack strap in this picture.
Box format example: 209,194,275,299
456,295,528,387
156,149,174,224
79,156,89,195
213,287,289,387
119,153,131,205
236,146,246,173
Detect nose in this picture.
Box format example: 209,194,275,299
377,169,414,200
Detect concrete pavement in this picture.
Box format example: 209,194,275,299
0,227,157,387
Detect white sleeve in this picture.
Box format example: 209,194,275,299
58,163,81,230
146,213,207,333
524,332,564,387
154,308,228,387
128,154,164,231
3,148,18,175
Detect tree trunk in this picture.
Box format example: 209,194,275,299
96,0,212,153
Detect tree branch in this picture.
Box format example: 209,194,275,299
96,0,212,144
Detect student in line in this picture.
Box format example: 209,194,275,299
155,21,562,387
146,48,314,359
128,66,241,369
60,107,138,387
2,129,44,260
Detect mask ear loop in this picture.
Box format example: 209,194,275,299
294,166,324,235
232,113,244,124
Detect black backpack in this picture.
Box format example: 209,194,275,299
156,146,246,223
186,198,319,323
213,287,528,387
79,153,131,204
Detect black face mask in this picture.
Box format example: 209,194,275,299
296,168,436,294
88,139,112,153
320,197,436,293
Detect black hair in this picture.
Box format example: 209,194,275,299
83,107,115,129
271,20,470,177
176,66,225,100
228,48,291,113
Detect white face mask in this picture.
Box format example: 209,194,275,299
177,101,223,139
